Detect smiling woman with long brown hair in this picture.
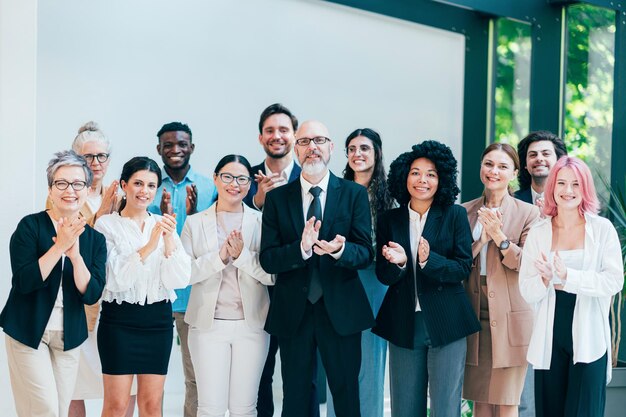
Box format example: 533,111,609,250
95,156,190,417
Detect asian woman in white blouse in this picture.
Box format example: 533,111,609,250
181,154,274,417
95,156,191,417
519,156,624,417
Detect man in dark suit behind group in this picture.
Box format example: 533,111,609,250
244,103,318,417
260,120,374,417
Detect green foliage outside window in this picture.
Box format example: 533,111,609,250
494,4,615,189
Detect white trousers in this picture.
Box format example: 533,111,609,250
5,331,80,417
188,319,270,417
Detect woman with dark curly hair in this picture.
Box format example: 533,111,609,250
326,128,395,417
373,140,480,417
462,143,540,417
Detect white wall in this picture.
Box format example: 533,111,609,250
0,0,465,415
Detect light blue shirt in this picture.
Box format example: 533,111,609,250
148,166,217,312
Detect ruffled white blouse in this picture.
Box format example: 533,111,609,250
95,212,191,305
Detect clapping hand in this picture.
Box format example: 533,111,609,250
418,237,430,264
534,252,553,288
186,184,198,215
313,234,345,256
53,217,87,260
253,171,286,209
95,180,119,220
553,251,567,285
301,217,321,252
382,241,407,267
477,207,504,240
226,230,244,260
159,187,173,215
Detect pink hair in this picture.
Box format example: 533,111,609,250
543,156,600,217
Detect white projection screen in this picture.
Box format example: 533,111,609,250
0,1,465,414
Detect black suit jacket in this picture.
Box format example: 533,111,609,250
244,161,302,209
513,188,533,204
260,173,375,337
0,211,106,350
373,204,480,348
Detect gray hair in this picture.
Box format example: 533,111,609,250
71,121,110,154
46,150,93,187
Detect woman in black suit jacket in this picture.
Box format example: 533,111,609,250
373,141,480,417
0,150,106,417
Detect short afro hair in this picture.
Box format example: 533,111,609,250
157,122,192,142
388,140,460,207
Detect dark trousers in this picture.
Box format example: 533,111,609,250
257,294,320,417
535,291,607,417
279,298,362,417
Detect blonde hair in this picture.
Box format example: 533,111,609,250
71,121,110,154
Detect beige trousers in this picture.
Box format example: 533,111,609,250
6,331,80,417
174,312,198,417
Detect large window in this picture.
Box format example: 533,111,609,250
494,18,532,148
564,3,615,185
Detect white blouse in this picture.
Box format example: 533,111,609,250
95,212,191,305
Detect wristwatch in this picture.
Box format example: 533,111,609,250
498,239,511,250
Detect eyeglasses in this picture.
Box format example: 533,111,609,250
295,136,331,147
52,180,87,191
82,153,110,163
219,173,252,186
346,145,373,156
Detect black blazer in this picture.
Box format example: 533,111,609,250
243,161,302,209
0,211,106,350
513,188,533,204
260,173,375,337
373,205,480,348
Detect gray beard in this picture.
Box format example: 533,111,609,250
301,160,326,176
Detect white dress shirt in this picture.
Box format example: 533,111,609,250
408,205,429,311
299,171,344,260
531,187,543,205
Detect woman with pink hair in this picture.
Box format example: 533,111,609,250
519,156,624,417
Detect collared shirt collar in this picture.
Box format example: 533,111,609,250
161,165,198,185
531,187,544,204
300,170,331,195
408,204,429,223
264,159,295,181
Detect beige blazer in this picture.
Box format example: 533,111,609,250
181,204,275,331
463,194,540,368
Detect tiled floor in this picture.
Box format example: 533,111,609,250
85,342,392,416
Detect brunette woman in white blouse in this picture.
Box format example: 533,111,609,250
181,154,274,417
519,156,624,417
95,157,191,417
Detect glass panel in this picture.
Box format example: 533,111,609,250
565,3,615,189
494,18,532,148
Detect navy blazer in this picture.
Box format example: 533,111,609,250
243,161,302,209
513,188,533,204
373,204,480,348
0,211,106,350
260,173,375,337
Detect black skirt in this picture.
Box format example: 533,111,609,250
98,300,173,375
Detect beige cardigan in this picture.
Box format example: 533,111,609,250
463,194,540,368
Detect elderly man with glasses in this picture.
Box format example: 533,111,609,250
260,120,375,417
